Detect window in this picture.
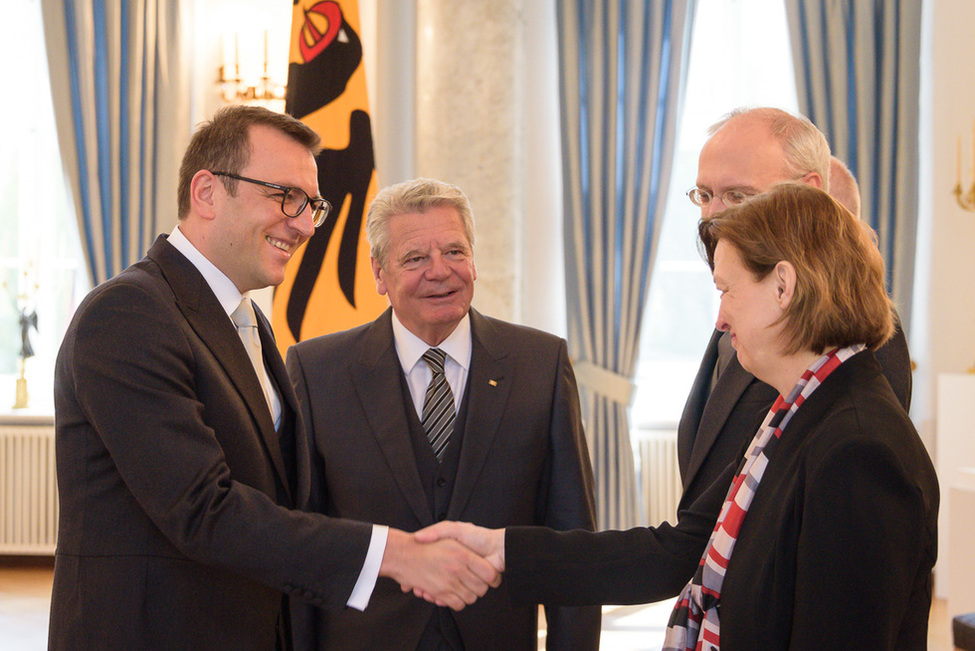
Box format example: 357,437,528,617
630,0,798,431
0,0,89,415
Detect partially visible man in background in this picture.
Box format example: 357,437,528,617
829,155,862,216
676,107,913,511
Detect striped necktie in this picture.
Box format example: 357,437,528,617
421,348,455,462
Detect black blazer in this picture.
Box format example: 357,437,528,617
50,235,373,650
504,351,938,650
677,321,913,509
286,308,600,650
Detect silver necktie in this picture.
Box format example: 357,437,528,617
231,298,274,415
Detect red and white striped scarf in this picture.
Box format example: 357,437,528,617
662,344,866,651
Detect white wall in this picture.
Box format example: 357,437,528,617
913,0,975,445
916,0,975,601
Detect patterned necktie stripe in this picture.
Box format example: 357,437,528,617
421,348,455,461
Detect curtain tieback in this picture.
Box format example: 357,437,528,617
573,360,635,406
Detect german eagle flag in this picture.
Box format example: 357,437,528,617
272,0,386,356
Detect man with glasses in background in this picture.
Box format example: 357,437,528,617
676,106,913,510
49,106,498,650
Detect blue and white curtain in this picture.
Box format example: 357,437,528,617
557,0,696,529
786,0,922,331
41,0,189,286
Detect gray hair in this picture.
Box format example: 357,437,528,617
709,107,832,192
366,178,476,267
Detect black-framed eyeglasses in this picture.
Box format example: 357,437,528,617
212,171,331,228
686,187,754,209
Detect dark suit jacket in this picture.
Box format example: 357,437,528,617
286,308,600,650
50,235,373,650
676,320,912,510
504,351,939,649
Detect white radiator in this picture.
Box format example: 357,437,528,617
637,431,682,526
0,424,58,555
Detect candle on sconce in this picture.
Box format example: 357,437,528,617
220,35,231,79
958,135,962,188
954,124,975,212
215,28,286,107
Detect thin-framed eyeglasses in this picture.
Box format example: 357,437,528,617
686,187,755,209
212,171,331,228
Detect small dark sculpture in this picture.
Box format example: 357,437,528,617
19,308,37,359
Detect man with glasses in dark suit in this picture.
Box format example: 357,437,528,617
49,106,498,650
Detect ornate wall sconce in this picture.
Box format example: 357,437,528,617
218,31,286,109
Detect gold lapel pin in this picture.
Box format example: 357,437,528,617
488,379,498,387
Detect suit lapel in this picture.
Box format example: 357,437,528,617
447,310,512,519
683,349,758,491
253,304,295,420
351,311,434,523
147,236,292,500
253,303,299,501
677,329,722,479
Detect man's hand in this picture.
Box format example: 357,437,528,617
380,528,501,611
414,522,505,573
409,522,505,606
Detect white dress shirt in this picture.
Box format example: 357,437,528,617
391,311,472,418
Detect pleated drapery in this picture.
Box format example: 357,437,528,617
785,0,921,331
41,0,188,286
557,0,696,530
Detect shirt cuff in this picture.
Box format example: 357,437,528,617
346,524,388,611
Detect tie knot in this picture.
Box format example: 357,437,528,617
231,298,257,329
422,347,447,374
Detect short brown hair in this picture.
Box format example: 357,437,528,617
177,105,322,218
366,178,475,267
699,183,893,354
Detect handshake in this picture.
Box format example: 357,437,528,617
380,522,506,611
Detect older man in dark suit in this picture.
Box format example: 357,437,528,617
677,107,913,510
49,107,497,650
287,177,600,650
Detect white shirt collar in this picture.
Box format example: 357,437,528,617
168,224,247,317
391,311,472,373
